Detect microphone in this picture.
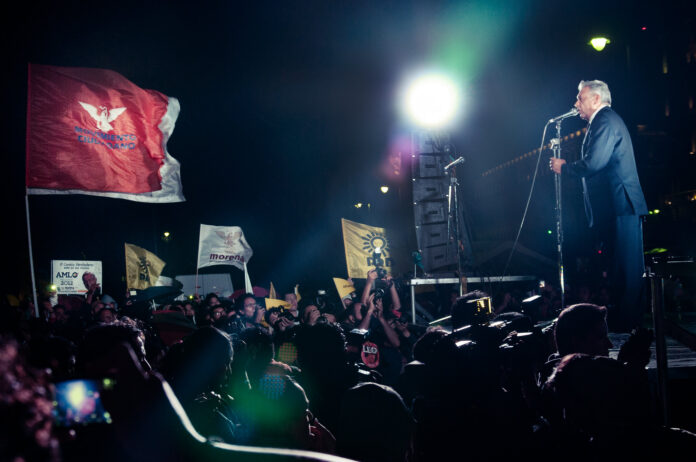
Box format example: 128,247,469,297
444,156,465,171
549,108,579,123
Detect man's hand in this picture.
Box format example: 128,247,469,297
366,269,378,281
549,157,566,174
374,302,384,319
277,317,294,330
618,327,654,369
366,293,376,313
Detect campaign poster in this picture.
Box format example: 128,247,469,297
51,260,103,295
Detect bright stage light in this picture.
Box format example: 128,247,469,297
589,37,610,51
380,186,389,194
399,71,461,129
67,381,88,408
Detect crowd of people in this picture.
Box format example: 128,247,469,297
2,268,695,462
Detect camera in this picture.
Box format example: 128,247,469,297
346,328,369,348
280,309,296,320
372,288,385,300
471,296,492,316
314,289,328,309
375,267,388,279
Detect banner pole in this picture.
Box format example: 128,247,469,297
24,194,39,318
195,227,201,298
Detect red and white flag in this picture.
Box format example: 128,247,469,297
26,64,184,202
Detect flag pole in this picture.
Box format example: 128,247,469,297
195,227,201,299
24,194,39,318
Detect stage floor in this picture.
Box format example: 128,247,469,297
609,313,696,431
609,313,696,373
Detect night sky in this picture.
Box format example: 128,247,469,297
2,1,694,299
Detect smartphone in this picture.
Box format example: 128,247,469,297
53,378,115,427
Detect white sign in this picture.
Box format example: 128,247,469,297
197,224,253,270
51,260,103,295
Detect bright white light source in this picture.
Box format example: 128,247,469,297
589,37,610,51
400,71,461,129
67,381,88,408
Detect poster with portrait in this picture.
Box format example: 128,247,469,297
51,260,103,295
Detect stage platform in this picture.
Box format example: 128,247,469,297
609,313,696,432
608,313,696,374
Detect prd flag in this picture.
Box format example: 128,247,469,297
124,243,166,290
341,218,394,279
197,224,253,271
26,64,184,203
333,277,356,300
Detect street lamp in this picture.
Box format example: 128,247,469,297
589,37,610,51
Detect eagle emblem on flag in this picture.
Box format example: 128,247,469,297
79,101,127,132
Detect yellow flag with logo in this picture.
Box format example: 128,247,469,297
265,298,291,309
333,277,356,299
341,218,394,279
124,243,166,290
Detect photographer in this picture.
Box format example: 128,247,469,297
360,269,402,316
358,292,403,385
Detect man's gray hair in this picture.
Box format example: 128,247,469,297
578,80,612,106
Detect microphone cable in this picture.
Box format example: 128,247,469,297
497,121,553,292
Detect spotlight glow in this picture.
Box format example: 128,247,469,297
589,37,610,51
380,186,389,194
399,71,461,129
67,381,88,408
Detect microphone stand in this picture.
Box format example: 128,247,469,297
550,121,565,308
446,165,464,296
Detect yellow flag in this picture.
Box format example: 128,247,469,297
333,277,356,299
124,243,166,290
341,218,394,279
269,282,277,299
265,298,291,309
294,284,301,302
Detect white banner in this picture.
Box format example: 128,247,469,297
51,260,103,295
197,224,253,270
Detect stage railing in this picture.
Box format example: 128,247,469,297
647,256,696,427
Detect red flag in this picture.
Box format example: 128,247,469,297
26,64,184,202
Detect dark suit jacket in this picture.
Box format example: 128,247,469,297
562,106,648,219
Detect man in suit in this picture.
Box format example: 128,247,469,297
550,80,648,332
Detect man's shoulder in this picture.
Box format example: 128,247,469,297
592,106,628,133
594,106,622,124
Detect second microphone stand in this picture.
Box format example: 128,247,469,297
551,120,565,308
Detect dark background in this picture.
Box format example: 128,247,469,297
2,0,695,300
